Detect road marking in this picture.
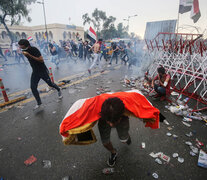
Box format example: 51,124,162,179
0,65,121,113
0,71,86,100
0,64,120,100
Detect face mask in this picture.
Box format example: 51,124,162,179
21,47,28,51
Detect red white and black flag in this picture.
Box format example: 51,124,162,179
179,0,201,23
87,26,97,44
190,0,201,23
179,0,193,14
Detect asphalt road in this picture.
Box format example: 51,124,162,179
0,57,88,94
0,61,207,180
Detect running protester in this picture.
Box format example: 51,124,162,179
18,39,62,109
109,42,119,65
88,39,104,75
49,43,60,68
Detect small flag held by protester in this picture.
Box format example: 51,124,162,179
27,36,33,41
87,26,97,44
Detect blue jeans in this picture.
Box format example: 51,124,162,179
109,52,118,64
50,55,59,66
154,84,166,95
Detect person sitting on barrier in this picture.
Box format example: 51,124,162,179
151,66,171,100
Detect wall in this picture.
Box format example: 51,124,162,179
0,23,84,49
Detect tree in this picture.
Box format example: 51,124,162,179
102,16,116,29
82,8,107,32
116,23,128,38
130,32,135,39
0,0,36,43
82,13,91,26
91,8,107,32
82,9,129,40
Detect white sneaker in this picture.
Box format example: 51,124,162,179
33,104,42,110
58,91,63,99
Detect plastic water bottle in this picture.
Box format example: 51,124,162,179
187,115,202,121
183,97,189,103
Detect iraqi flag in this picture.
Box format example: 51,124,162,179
59,90,162,145
179,0,193,14
179,0,201,23
190,0,201,23
27,36,33,41
87,26,97,44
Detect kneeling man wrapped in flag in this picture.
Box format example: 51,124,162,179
59,90,164,145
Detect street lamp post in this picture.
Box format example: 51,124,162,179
123,14,138,32
37,0,48,44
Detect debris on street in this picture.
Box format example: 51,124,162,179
177,157,184,163
24,155,37,166
152,172,159,179
62,176,72,180
197,150,207,168
163,120,170,125
172,153,179,158
166,132,172,137
149,152,170,163
141,142,146,149
102,167,115,175
42,160,52,168
155,158,162,165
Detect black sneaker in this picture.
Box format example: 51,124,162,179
107,151,118,167
126,136,131,145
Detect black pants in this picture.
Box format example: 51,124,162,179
0,49,8,61
154,84,166,95
84,51,92,61
31,71,60,105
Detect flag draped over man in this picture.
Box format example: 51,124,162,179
59,90,162,145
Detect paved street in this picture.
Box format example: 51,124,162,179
0,57,88,94
0,60,207,180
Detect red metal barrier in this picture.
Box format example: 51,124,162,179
145,32,207,112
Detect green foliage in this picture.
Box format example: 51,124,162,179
82,13,91,26
82,8,129,40
0,0,36,42
0,0,36,25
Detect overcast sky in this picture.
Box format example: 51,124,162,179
23,0,207,38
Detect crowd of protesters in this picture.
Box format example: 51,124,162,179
0,37,142,72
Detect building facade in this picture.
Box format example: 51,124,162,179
0,23,84,48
